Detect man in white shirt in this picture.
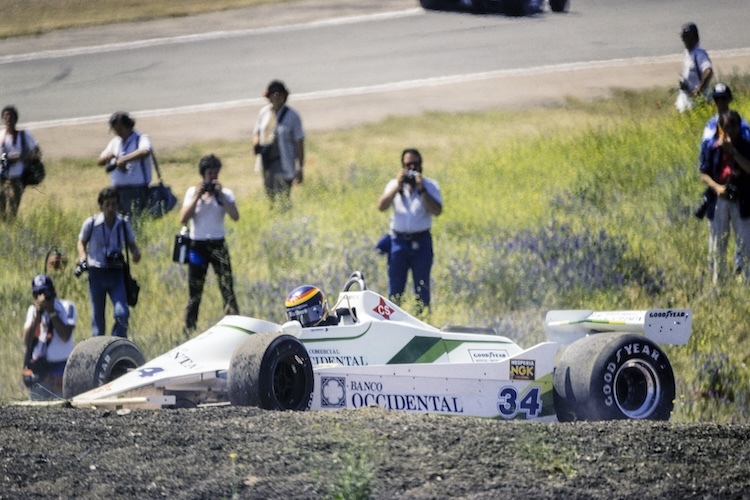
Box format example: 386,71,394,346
22,274,76,400
676,22,713,112
377,148,442,312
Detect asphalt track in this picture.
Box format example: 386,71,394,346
3,0,750,159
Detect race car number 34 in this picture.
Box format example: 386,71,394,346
497,386,542,419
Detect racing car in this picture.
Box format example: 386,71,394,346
62,272,691,421
419,0,569,16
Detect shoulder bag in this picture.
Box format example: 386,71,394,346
141,149,177,218
20,131,45,187
121,222,140,307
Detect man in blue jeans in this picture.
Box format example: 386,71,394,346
377,148,442,312
77,188,142,337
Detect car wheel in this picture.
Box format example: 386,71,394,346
228,333,313,411
504,0,529,16
62,337,145,399
549,0,568,12
553,333,675,421
419,0,447,10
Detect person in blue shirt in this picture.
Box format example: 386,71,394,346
77,188,142,337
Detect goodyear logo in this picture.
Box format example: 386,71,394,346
510,359,535,380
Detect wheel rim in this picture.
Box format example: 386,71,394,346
108,356,141,382
271,353,309,409
613,360,661,419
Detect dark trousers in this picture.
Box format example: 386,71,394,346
262,161,293,209
388,232,434,309
115,185,148,217
185,239,239,331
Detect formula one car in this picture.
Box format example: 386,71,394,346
419,0,569,16
63,272,691,421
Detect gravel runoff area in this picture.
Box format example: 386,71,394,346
2,404,750,498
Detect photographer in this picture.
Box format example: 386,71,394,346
700,111,750,285
77,188,141,337
97,111,153,218
22,275,76,400
180,154,240,335
1,105,42,221
377,148,442,313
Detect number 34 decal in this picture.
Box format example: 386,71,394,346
497,385,542,419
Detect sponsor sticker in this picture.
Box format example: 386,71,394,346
320,377,347,408
509,359,535,380
373,297,395,320
469,349,509,363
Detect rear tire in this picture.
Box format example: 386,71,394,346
549,0,568,12
553,333,675,421
63,337,145,399
228,333,313,410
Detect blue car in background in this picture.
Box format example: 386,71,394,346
419,0,568,16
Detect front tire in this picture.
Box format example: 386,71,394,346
228,333,313,411
63,337,145,399
553,333,675,421
420,0,447,10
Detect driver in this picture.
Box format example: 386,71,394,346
285,285,338,327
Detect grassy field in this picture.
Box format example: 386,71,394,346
0,0,285,38
3,75,750,422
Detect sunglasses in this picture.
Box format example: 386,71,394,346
32,290,48,298
404,161,422,168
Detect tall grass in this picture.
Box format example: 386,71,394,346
3,77,750,421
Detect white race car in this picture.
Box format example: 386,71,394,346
63,272,691,421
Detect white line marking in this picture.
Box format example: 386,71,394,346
0,9,424,64
23,47,750,131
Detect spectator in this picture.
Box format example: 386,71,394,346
97,111,153,217
252,80,304,208
676,22,713,112
377,148,442,312
22,274,76,400
698,84,750,274
180,154,240,335
77,188,142,337
1,105,41,221
699,111,750,284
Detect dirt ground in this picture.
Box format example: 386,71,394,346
1,404,749,498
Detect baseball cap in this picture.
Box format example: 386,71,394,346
31,274,55,295
712,83,733,100
681,22,698,38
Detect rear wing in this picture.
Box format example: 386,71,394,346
545,309,691,346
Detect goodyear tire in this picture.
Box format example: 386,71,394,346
549,0,568,12
553,333,675,422
228,333,313,411
62,337,145,399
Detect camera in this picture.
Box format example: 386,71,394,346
404,170,417,186
105,157,118,173
679,79,691,92
73,260,88,278
202,181,216,194
105,251,125,269
0,153,7,180
725,183,738,201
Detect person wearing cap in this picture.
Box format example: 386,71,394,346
699,111,750,285
698,84,750,274
377,148,442,312
252,80,305,208
1,105,42,221
22,274,76,400
97,111,153,217
676,22,713,112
